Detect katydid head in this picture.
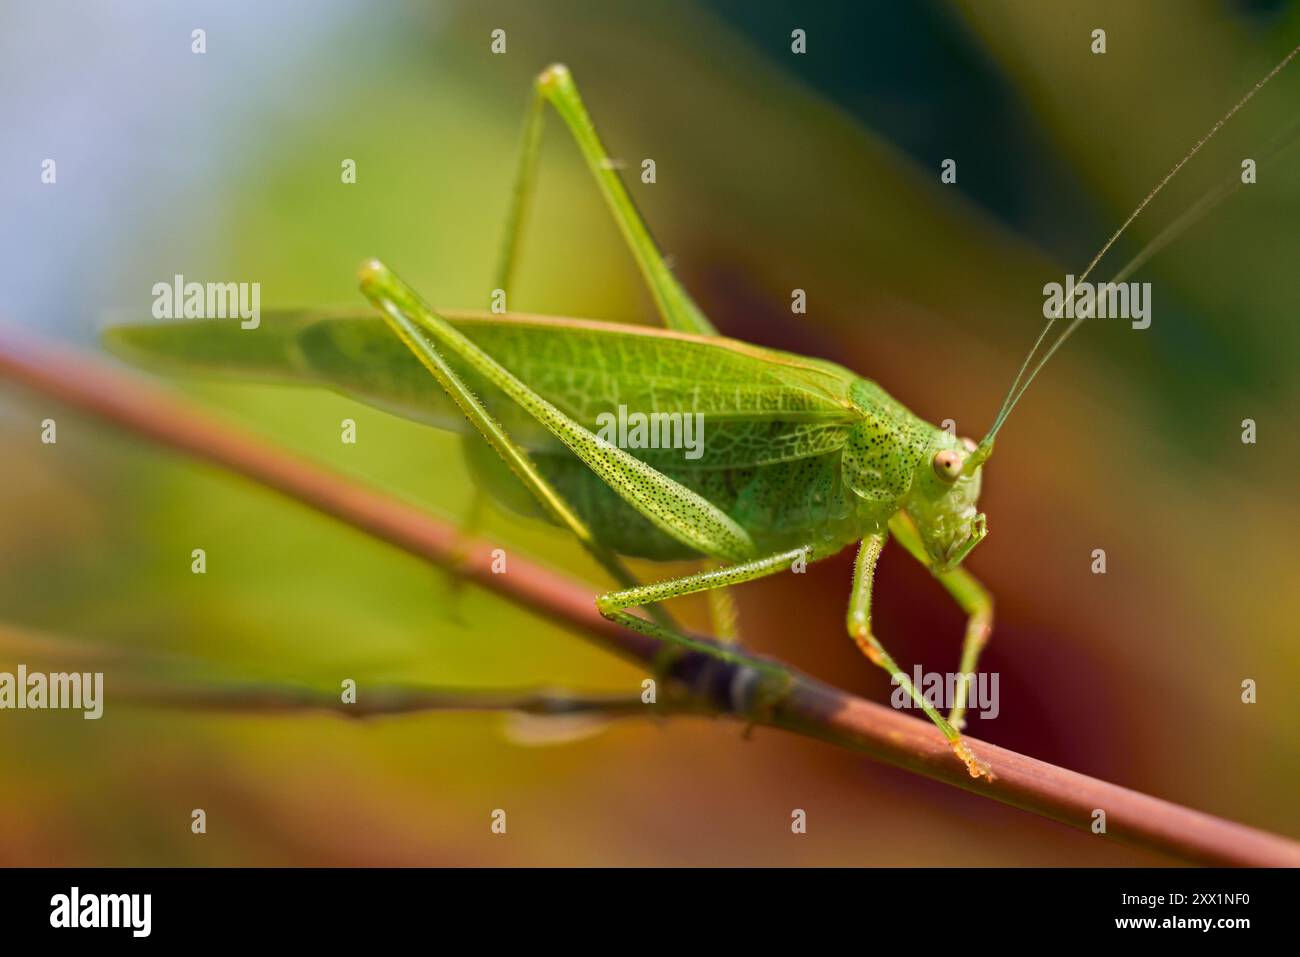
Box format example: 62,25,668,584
905,432,987,572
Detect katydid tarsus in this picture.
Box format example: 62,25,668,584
108,53,1300,780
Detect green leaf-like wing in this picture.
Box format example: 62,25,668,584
106,310,860,469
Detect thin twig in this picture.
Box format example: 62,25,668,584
117,681,687,721
1,325,1297,867
0,621,698,721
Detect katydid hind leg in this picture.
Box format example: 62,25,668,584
847,534,993,781
357,265,684,626
491,63,741,642
360,261,756,566
495,63,717,336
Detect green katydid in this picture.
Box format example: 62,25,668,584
108,55,1299,780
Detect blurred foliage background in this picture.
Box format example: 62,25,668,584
1,0,1297,865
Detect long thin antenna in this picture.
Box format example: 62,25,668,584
989,112,1300,431
972,44,1300,464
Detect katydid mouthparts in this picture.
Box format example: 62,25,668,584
107,51,1300,780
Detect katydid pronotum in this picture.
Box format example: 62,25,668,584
109,53,1299,780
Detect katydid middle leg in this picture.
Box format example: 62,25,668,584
596,548,811,700
847,533,993,780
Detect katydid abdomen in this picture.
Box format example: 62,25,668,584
467,438,867,561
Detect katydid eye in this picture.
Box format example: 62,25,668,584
933,449,963,482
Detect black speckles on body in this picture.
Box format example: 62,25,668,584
516,450,862,560
842,378,932,504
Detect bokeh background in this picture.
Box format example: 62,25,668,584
1,0,1297,865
